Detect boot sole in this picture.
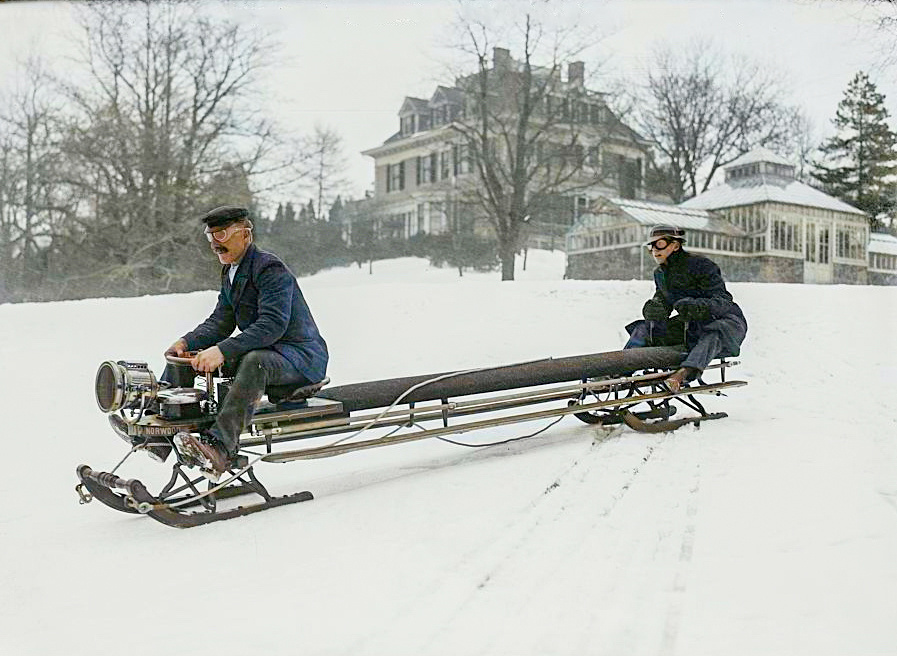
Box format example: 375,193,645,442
173,433,224,482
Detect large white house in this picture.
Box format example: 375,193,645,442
353,47,653,248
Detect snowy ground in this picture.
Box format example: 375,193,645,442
1,250,896,656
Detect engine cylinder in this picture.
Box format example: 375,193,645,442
95,360,159,413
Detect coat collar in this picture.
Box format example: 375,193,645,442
660,246,687,270
224,242,257,301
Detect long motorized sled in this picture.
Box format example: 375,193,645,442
76,347,746,528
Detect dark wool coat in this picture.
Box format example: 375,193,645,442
642,248,748,357
181,243,329,383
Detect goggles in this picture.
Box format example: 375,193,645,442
646,238,672,251
204,223,247,243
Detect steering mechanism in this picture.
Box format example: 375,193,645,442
164,351,199,366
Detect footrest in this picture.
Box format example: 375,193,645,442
267,377,330,405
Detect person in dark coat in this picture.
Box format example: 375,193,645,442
624,225,747,392
166,205,329,477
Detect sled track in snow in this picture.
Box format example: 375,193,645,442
347,427,696,655
659,462,702,655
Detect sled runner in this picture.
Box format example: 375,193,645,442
76,347,746,527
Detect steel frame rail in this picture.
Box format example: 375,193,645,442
261,378,747,463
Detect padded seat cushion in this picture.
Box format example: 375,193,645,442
266,377,330,404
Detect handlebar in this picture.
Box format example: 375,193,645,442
165,351,198,366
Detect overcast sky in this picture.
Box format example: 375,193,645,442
1,0,894,205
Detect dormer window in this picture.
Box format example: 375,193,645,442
432,105,446,127
724,148,797,182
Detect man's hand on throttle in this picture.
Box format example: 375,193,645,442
191,346,225,373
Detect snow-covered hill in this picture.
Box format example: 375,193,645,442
1,251,896,656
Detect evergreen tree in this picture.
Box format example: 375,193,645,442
812,71,897,230
329,195,343,224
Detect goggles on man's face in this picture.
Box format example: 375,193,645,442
204,223,245,243
647,238,672,252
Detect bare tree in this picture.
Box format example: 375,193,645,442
0,56,70,300
633,42,798,202
781,109,817,182
55,0,290,295
854,0,897,66
447,10,641,280
303,123,349,221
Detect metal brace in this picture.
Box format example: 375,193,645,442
75,483,93,505
441,398,449,428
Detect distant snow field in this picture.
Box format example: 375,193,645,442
1,250,896,656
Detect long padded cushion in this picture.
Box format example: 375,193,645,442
316,346,685,412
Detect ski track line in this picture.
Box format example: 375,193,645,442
448,431,706,656
354,428,688,656
658,463,702,656
345,428,633,656
516,436,705,656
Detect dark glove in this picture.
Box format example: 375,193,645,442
642,298,670,322
673,298,710,321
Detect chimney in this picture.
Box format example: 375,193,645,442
493,47,511,71
568,61,585,87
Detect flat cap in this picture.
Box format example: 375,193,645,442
200,206,249,230
645,224,686,245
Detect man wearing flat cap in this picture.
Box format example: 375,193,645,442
165,205,329,476
624,225,747,392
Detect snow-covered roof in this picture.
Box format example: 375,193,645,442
727,147,794,168
431,86,464,105
399,97,430,115
869,232,897,256
364,123,453,154
680,177,867,216
573,197,745,235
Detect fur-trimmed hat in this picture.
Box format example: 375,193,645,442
645,224,686,246
200,206,250,230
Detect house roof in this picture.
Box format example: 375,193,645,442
571,197,746,236
431,86,464,105
680,176,867,216
362,124,454,156
869,231,897,256
399,97,430,115
727,147,794,168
